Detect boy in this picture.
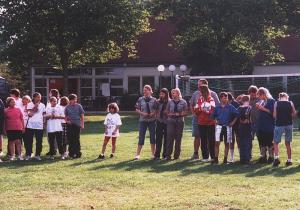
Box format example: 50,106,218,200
212,92,239,164
65,94,85,158
10,88,22,109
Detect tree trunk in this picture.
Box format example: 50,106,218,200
63,66,68,96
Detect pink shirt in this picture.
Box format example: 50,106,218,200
4,107,24,131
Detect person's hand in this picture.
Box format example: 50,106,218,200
81,124,84,130
112,131,116,136
229,122,234,127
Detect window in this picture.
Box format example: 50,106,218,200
96,79,109,96
142,77,155,88
35,78,47,103
80,79,92,97
128,77,140,94
161,76,171,90
35,79,47,87
111,79,123,96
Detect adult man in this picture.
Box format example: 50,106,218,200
190,79,220,160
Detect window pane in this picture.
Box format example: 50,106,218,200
96,79,109,96
80,79,92,87
81,88,92,96
143,77,155,88
111,79,123,86
111,88,123,96
162,76,171,90
35,79,47,87
128,77,140,94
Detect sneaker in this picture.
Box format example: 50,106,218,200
201,159,210,163
0,159,2,163
223,158,228,164
18,156,24,161
268,157,274,164
98,154,105,159
228,158,234,164
273,158,280,167
190,153,199,160
134,155,140,160
25,156,31,161
285,160,293,167
0,151,3,157
61,155,65,160
9,156,14,161
258,156,267,164
35,156,41,161
164,156,171,161
110,154,114,158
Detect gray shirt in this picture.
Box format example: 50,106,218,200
65,104,85,127
166,99,188,122
250,97,259,124
135,96,157,122
156,99,170,124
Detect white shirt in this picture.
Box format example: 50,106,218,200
46,106,63,133
104,113,122,137
26,102,46,130
19,103,29,125
15,98,23,110
60,106,66,123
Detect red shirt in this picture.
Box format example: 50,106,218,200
195,96,216,125
4,107,24,131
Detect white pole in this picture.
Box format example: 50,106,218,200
175,74,179,89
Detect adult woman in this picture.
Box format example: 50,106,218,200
194,85,216,162
165,88,188,160
134,85,157,160
154,88,170,160
256,87,275,164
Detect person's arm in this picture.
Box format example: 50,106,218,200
180,100,188,117
20,110,25,132
273,102,277,119
291,101,297,119
80,114,84,129
257,100,274,115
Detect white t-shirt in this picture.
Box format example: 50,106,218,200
46,106,63,133
104,113,122,137
60,106,66,123
26,102,46,130
19,103,29,125
15,98,23,110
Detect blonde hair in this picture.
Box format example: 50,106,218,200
171,88,182,99
279,92,289,100
22,95,31,102
258,87,273,99
6,97,15,106
143,85,153,94
107,102,119,113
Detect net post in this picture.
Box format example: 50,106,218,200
175,74,179,89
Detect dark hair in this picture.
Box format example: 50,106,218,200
199,79,208,85
219,92,228,98
159,88,170,103
107,103,119,113
6,97,15,106
49,96,57,103
199,85,210,100
248,85,258,94
50,89,59,98
60,96,69,106
10,88,20,97
227,92,234,101
32,92,41,103
68,94,77,101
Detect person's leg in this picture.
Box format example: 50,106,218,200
199,125,208,159
267,132,274,161
285,141,292,161
15,139,22,157
73,125,81,157
55,132,64,155
162,123,168,159
48,132,56,156
24,128,34,157
8,140,15,159
155,121,163,158
174,121,184,159
226,126,233,162
136,121,147,157
166,120,175,159
208,125,215,159
35,129,44,157
62,123,68,154
285,125,293,163
101,136,110,155
0,135,3,154
214,125,222,162
192,116,200,157
67,124,75,157
111,137,117,155
149,121,156,157
257,130,267,161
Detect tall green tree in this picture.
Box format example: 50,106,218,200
152,0,298,75
0,0,150,94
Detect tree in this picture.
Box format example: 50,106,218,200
151,0,298,75
0,0,150,94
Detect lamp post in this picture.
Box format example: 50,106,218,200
157,65,165,90
168,65,176,89
179,64,187,75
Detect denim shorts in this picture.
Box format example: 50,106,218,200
192,116,200,138
138,120,156,145
274,125,293,143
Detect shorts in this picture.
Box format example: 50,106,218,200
192,123,200,138
6,130,23,141
274,125,293,143
257,130,273,147
215,125,232,143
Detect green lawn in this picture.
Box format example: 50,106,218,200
1,114,300,209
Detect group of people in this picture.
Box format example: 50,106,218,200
0,80,297,167
133,80,297,167
0,89,85,161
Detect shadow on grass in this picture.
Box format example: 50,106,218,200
0,158,59,169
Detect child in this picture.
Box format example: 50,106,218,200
0,98,4,157
273,93,296,167
60,96,69,158
238,95,252,164
25,92,46,161
212,92,239,164
4,97,24,161
65,94,85,159
10,88,22,109
45,97,65,160
98,103,122,159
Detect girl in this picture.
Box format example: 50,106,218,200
45,97,65,160
65,94,85,159
238,95,252,164
60,96,69,158
154,88,170,160
4,97,24,161
165,88,188,160
273,92,296,167
134,85,157,160
25,92,46,161
194,85,216,162
256,87,275,164
98,103,122,159
0,98,4,157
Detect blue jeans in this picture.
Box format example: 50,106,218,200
138,121,156,145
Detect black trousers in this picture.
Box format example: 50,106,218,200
198,125,215,159
67,124,81,157
166,119,184,159
48,131,64,155
24,128,43,156
155,121,167,158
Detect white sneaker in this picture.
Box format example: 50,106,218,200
25,156,31,161
35,156,41,161
9,156,14,161
201,159,210,162
61,155,65,160
18,156,24,161
0,159,3,162
228,158,234,163
134,155,140,160
0,151,3,157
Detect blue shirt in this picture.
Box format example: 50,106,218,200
213,104,239,126
257,98,275,132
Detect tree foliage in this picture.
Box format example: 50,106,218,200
0,0,150,93
151,0,299,75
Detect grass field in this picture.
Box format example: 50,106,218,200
1,114,300,210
